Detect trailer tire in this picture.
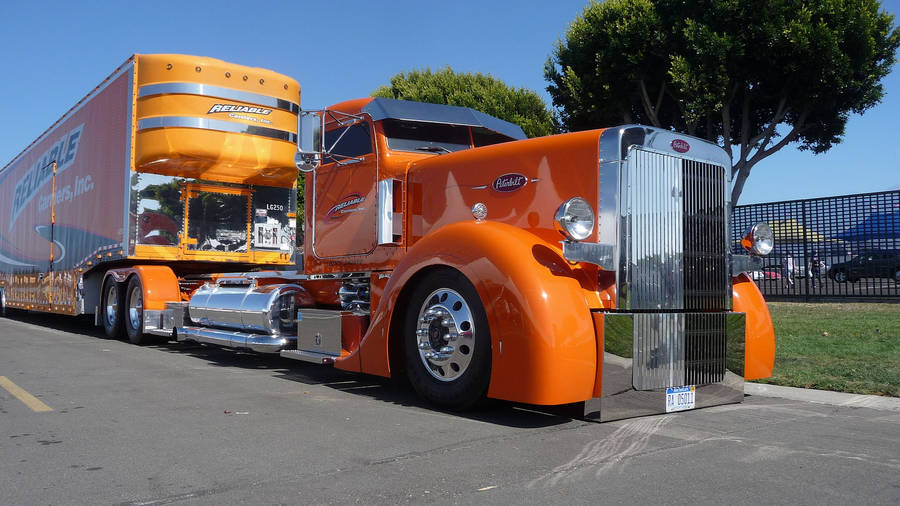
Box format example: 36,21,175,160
101,277,124,339
124,276,150,345
404,268,491,410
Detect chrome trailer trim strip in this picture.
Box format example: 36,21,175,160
138,82,300,113
137,116,297,143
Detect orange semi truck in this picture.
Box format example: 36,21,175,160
0,54,775,421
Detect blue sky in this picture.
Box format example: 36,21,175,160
1,0,897,205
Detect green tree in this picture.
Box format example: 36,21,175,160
373,67,557,138
545,0,899,203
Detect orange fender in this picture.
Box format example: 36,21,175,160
104,265,180,311
732,273,775,380
336,221,598,406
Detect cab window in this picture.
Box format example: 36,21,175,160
382,119,471,153
324,123,372,162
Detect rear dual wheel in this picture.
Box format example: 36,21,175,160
404,269,491,410
101,278,124,338
100,275,149,344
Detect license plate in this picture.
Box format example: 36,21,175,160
665,386,695,412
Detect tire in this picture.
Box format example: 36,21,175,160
404,268,491,410
833,270,848,283
124,276,150,345
101,277,124,339
894,269,900,283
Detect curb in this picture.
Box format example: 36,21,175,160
745,382,900,412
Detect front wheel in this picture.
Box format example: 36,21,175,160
404,269,491,410
833,270,848,283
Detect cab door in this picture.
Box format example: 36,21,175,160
312,120,378,258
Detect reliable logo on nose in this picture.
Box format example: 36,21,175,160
208,104,272,115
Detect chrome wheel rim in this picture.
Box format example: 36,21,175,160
105,283,118,326
128,284,142,331
836,271,846,282
415,288,475,382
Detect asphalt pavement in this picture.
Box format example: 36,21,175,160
1,311,898,505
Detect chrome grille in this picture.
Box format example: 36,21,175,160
619,148,729,310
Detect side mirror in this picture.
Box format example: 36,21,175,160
296,111,323,172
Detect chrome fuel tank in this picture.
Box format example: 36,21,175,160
189,282,302,335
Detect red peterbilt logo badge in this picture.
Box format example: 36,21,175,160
671,139,690,153
492,173,528,193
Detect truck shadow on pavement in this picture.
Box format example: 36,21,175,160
3,309,578,429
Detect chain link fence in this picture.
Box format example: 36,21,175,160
732,190,900,301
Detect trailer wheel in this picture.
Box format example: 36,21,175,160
404,269,491,410
101,277,124,339
124,276,149,345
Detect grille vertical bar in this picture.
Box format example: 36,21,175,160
682,160,728,310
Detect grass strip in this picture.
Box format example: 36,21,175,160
756,302,900,397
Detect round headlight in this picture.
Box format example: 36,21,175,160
554,197,595,241
742,222,774,256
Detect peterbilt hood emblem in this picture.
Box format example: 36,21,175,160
492,173,528,193
671,139,690,153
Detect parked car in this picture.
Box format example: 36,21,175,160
828,250,900,283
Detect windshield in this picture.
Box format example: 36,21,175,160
382,119,516,154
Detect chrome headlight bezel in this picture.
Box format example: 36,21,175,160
554,197,595,242
742,222,774,256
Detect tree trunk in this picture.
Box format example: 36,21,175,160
730,162,750,204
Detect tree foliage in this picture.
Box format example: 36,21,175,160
373,67,557,138
545,0,899,202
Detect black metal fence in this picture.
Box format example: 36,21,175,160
732,190,900,300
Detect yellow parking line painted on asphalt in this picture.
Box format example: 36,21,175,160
0,376,53,412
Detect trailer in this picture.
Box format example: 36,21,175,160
0,54,306,348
